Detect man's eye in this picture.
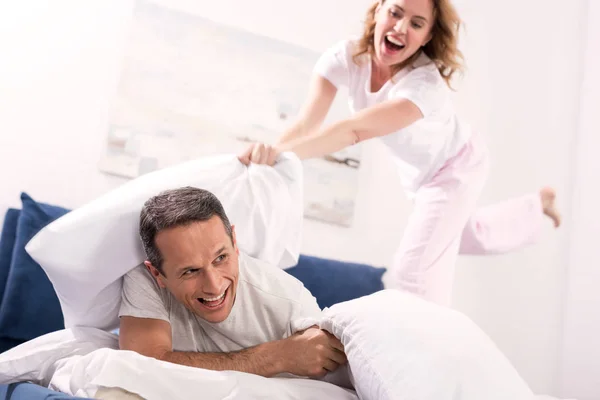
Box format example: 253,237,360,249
184,269,199,276
215,254,227,263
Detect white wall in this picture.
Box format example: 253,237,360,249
559,0,600,398
0,1,131,211
0,0,592,396
445,1,586,396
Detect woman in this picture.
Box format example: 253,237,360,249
239,0,560,306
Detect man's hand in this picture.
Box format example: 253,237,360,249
279,326,347,378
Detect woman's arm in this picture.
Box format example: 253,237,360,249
238,74,337,165
276,97,424,161
277,73,338,145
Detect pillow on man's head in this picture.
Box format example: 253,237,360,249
25,153,303,331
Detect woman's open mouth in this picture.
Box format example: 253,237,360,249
384,34,405,53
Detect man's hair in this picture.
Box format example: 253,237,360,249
139,186,233,274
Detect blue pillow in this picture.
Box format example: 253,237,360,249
0,208,20,311
0,193,70,342
286,254,386,309
0,337,24,354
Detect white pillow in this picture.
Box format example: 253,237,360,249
0,327,118,387
314,290,535,400
25,152,303,331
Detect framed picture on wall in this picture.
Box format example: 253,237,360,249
98,0,362,227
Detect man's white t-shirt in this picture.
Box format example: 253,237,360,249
314,39,472,196
119,252,322,352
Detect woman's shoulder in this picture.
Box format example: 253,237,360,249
315,37,369,79
322,37,364,60
403,53,445,86
388,53,452,116
320,38,347,55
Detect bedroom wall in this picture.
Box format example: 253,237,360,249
558,0,600,398
0,0,591,396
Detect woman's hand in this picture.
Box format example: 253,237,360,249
238,142,281,166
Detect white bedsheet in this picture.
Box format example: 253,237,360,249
0,327,357,399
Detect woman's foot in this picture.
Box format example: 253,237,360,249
540,187,561,228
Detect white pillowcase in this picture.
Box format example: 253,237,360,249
0,327,118,387
25,152,304,331
306,290,535,400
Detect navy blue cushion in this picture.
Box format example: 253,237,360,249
286,254,385,309
0,337,25,354
0,193,70,342
0,209,21,311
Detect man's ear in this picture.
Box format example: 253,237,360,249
231,225,239,255
144,260,167,288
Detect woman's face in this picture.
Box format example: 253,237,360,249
372,0,434,68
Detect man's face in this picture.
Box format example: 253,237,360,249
146,216,239,323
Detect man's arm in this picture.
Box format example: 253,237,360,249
119,316,286,377
119,316,346,378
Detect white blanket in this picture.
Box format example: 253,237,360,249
0,291,570,400
0,327,357,399
53,348,358,399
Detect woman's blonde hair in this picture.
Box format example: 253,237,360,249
353,0,465,88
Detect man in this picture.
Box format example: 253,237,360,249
118,186,347,378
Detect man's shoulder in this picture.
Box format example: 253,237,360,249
119,264,173,323
124,263,155,284
122,263,166,302
238,253,308,303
